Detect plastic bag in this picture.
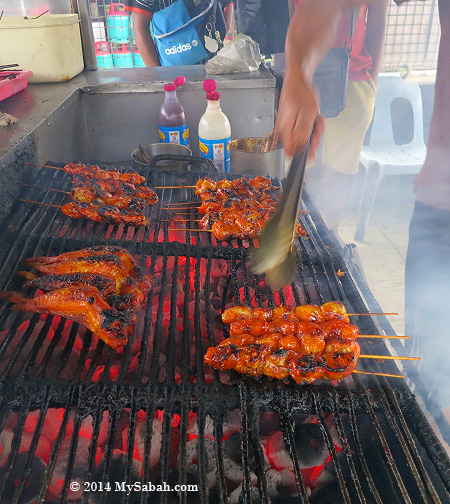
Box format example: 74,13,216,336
205,34,262,74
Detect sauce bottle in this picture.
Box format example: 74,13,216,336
158,76,190,147
198,79,231,173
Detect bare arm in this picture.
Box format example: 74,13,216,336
132,11,160,67
277,0,380,156
366,0,389,83
223,2,235,35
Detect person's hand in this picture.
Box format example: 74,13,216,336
276,71,324,158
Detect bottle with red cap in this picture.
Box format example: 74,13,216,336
198,79,231,173
158,76,190,147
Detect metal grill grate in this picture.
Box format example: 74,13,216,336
0,165,450,503
0,380,449,503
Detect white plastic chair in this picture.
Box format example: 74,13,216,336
354,74,427,241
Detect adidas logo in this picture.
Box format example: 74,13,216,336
165,43,192,55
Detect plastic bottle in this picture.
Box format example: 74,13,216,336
198,79,231,173
158,76,190,147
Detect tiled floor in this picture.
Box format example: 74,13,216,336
337,174,416,336
307,168,415,338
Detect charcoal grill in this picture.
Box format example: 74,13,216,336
0,163,449,503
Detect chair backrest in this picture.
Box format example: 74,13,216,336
368,73,425,149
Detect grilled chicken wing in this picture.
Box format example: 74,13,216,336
24,273,117,296
6,286,134,349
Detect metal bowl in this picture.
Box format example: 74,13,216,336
132,143,192,171
230,137,285,179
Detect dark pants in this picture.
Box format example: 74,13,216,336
405,202,450,407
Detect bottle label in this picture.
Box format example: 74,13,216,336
159,125,190,147
199,136,231,173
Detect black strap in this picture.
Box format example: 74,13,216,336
347,7,358,51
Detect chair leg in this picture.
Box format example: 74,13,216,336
354,163,382,242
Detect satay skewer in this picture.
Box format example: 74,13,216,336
22,184,70,194
169,228,213,233
161,219,201,222
165,201,201,205
353,370,404,379
20,199,61,208
24,163,196,189
360,355,420,361
348,312,398,316
162,206,201,211
156,185,196,189
357,335,409,339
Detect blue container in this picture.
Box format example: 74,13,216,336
113,52,133,68
133,52,145,68
107,4,130,43
96,54,114,69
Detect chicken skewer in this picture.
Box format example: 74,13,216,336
205,302,418,383
24,163,196,189
20,200,149,227
25,162,146,185
22,184,157,210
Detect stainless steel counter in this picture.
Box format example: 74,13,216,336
0,66,275,161
0,66,276,222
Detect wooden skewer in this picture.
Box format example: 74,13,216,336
169,228,213,233
162,207,200,211
24,163,196,190
353,370,404,379
358,335,409,340
161,219,201,222
25,162,65,171
348,312,398,317
360,355,420,361
156,185,196,189
20,199,61,208
165,201,200,205
22,184,70,194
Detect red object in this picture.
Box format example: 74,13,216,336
0,71,33,102
203,79,220,100
164,75,186,91
108,3,127,16
294,1,372,81
95,41,111,55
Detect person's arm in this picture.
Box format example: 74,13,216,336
276,0,377,156
223,2,235,37
365,0,389,84
131,11,160,67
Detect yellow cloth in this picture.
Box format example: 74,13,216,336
322,78,377,175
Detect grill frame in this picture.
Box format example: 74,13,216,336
0,164,449,503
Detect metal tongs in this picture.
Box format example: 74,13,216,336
251,135,311,289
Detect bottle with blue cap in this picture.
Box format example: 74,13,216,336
198,79,231,172
158,76,190,147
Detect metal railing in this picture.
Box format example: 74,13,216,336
84,0,441,72
381,0,440,72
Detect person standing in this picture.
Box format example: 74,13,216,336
293,0,388,233
276,0,450,411
124,0,234,67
